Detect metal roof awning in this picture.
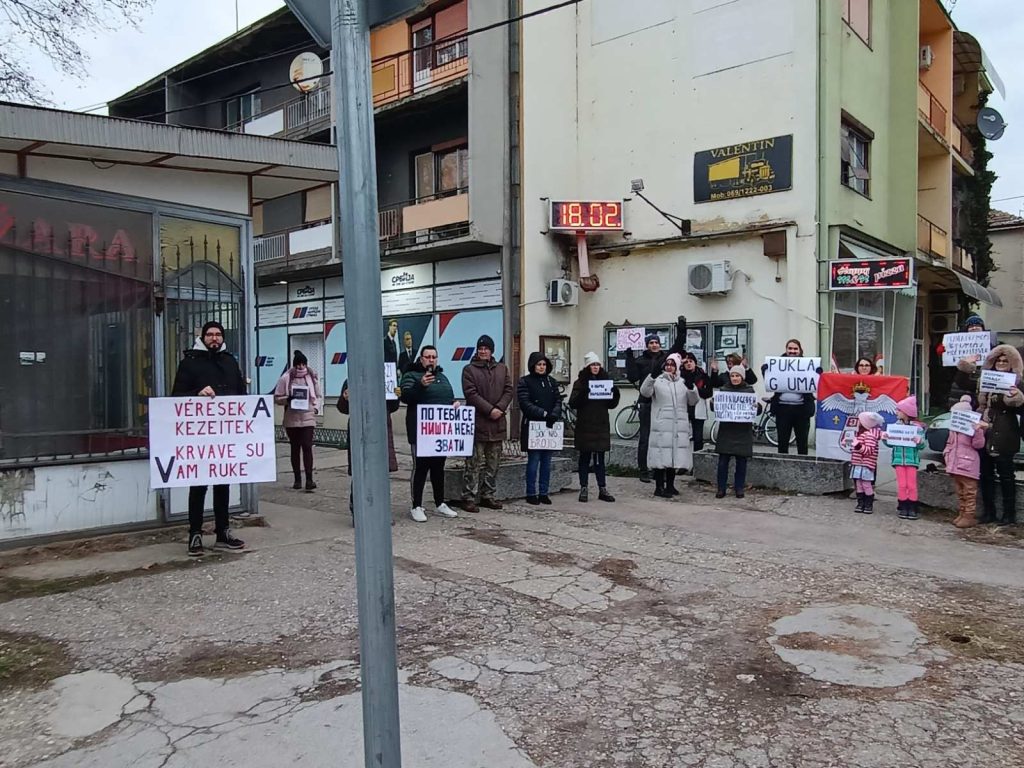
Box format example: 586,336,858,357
957,272,1002,307
954,30,1006,99
0,102,337,202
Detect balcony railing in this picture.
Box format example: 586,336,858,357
951,119,975,164
285,86,331,135
378,188,470,249
917,81,948,139
917,214,948,260
253,219,333,265
952,243,975,276
372,34,469,108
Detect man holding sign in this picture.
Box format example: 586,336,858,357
170,320,247,557
400,346,461,523
461,335,513,513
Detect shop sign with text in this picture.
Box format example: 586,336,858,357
694,135,793,203
828,258,913,290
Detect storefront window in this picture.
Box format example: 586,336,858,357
832,291,884,371
0,190,154,463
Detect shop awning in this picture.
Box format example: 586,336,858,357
956,272,1002,307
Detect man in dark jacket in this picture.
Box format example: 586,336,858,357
171,320,246,557
624,315,687,482
461,335,513,513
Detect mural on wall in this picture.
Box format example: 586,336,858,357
325,321,348,399
435,308,504,399
256,326,289,394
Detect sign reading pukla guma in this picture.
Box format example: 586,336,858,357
693,135,793,203
828,258,913,290
149,396,277,488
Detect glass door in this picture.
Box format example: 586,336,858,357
412,21,434,91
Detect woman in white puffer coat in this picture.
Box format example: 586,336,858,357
639,352,699,498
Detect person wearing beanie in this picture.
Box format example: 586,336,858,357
712,365,761,499
943,315,991,409
845,411,884,514
171,320,247,556
975,345,1023,526
681,352,714,453
569,352,621,502
881,395,925,520
274,350,322,492
625,316,688,483
461,334,513,513
943,395,990,528
640,351,698,498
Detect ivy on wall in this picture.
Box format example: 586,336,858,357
961,92,997,287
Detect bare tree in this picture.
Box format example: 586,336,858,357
1,0,153,104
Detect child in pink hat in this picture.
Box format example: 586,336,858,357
847,411,884,514
882,395,925,520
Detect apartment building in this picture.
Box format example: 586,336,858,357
110,0,513,401
517,0,1001,415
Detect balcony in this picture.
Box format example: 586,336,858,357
951,119,975,173
378,189,470,250
917,81,948,143
254,219,333,265
917,214,948,261
951,243,975,277
372,34,468,109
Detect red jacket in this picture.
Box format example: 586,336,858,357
850,427,882,472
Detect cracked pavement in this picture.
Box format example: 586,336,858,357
1,449,1023,767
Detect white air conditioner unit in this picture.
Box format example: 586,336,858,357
931,293,959,313
548,279,580,307
929,313,959,335
919,45,934,70
687,260,733,296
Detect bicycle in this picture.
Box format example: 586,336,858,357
557,382,577,432
708,402,794,447
614,386,642,440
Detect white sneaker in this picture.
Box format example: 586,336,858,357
410,506,427,523
435,503,458,519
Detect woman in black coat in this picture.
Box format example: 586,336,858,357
517,351,563,504
568,352,621,503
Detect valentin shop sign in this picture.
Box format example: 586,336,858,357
815,373,908,460
149,396,277,488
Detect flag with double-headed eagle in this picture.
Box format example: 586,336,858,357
815,373,909,460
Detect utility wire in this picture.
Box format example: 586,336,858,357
118,0,584,124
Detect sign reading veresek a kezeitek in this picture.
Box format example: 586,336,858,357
416,405,475,457
714,391,758,423
149,396,276,489
763,357,821,394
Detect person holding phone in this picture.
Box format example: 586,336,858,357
400,346,460,523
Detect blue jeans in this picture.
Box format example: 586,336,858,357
717,454,748,494
526,450,553,496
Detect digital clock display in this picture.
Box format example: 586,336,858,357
549,200,624,232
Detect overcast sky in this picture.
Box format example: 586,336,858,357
19,0,1023,212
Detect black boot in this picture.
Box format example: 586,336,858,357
854,493,865,513
305,474,317,492
578,487,589,503
906,500,919,521
653,470,667,497
639,469,652,484
666,469,680,496
897,499,909,519
862,495,874,515
293,473,302,490
598,487,615,502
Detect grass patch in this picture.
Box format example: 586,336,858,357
605,464,640,478
0,632,72,691
918,610,1024,665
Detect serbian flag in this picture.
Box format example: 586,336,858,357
815,373,909,460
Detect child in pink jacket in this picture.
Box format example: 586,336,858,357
943,395,989,528
847,411,884,514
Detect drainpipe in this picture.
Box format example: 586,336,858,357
816,0,831,362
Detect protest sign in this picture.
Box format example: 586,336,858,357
763,356,821,394
616,327,647,352
885,423,920,448
290,385,310,411
416,405,475,457
980,370,1016,394
949,410,982,436
941,332,991,366
713,391,758,423
528,421,564,450
589,380,614,400
384,362,398,400
150,396,276,489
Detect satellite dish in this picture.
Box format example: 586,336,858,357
977,107,1007,141
290,52,324,93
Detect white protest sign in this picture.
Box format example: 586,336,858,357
714,391,758,423
150,396,277,489
589,380,614,400
384,362,398,400
527,421,564,450
616,327,647,352
763,357,821,394
416,405,475,456
949,410,982,436
941,332,991,366
290,385,310,411
885,423,920,448
980,369,1016,394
